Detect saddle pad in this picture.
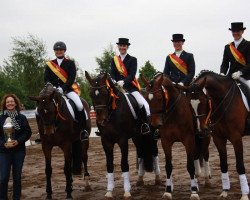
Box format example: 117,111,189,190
237,83,250,112
124,93,138,119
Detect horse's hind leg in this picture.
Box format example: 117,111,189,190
62,144,73,199
213,135,230,199
82,140,91,191
184,137,200,200
42,144,53,200
232,137,249,200
161,141,173,200
118,139,131,199
203,136,212,186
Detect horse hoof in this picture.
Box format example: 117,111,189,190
136,180,144,186
85,185,92,192
66,195,73,200
240,194,249,200
162,192,172,200
45,195,52,200
217,191,229,199
105,191,113,200
124,191,132,199
190,193,200,200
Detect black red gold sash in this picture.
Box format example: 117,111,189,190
46,61,81,95
229,43,246,66
113,55,141,90
169,54,188,75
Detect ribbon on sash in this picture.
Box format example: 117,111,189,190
229,43,246,66
169,54,188,75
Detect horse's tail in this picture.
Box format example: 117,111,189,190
72,140,83,175
134,134,155,172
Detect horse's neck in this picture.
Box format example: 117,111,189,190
167,85,181,103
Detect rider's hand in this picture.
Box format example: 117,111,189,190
232,71,242,80
220,73,226,76
178,82,184,86
57,87,63,94
117,80,124,88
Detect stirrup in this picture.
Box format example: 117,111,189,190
80,130,89,141
141,123,150,135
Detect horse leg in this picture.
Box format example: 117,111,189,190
118,139,131,200
213,136,230,199
184,137,200,200
232,137,249,200
82,140,91,191
152,140,161,185
194,135,202,178
203,136,212,186
61,144,73,199
162,141,173,200
102,139,115,199
42,144,53,200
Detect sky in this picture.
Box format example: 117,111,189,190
0,0,250,77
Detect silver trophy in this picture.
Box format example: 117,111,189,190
3,117,14,147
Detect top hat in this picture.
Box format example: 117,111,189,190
229,22,246,31
171,34,185,42
116,38,130,45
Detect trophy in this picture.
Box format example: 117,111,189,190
3,117,14,147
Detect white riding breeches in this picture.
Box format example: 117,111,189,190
131,91,150,116
66,91,83,111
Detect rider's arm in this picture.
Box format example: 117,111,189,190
44,66,51,84
163,56,170,76
124,57,137,85
240,41,250,74
110,59,117,81
182,54,195,85
63,60,76,92
220,45,230,75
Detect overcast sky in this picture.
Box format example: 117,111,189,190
1,0,249,77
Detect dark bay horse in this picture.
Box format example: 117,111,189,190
85,71,159,199
29,83,91,199
141,73,200,200
187,70,249,200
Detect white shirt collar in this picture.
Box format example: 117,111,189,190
234,37,243,48
56,57,64,66
175,50,183,57
120,53,127,61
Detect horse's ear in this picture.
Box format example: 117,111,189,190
29,96,40,101
140,74,149,86
85,71,93,86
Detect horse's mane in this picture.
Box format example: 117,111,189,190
194,70,232,84
39,82,55,97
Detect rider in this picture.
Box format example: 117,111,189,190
44,41,89,141
163,34,195,86
220,22,250,82
110,38,151,135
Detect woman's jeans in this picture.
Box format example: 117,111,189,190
0,150,25,200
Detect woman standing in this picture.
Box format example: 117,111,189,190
0,94,32,200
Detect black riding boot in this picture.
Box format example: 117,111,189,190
77,110,89,141
139,106,151,135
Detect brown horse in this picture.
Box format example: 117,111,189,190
141,73,200,200
187,70,249,200
85,71,159,200
29,83,91,199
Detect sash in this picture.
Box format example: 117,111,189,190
229,42,246,66
46,61,81,95
113,55,141,90
169,54,188,75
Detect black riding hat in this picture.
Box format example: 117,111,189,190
171,34,185,42
229,22,246,31
116,38,130,46
53,41,67,50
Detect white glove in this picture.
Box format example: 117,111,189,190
178,82,184,86
232,71,242,80
117,80,124,88
220,73,226,76
57,87,63,94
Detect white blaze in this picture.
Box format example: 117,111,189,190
191,99,201,131
148,93,154,101
95,90,99,96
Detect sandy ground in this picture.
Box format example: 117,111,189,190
6,119,250,200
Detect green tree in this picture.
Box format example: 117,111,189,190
95,44,116,73
1,34,47,109
139,60,157,87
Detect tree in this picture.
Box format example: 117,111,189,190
139,61,157,87
95,44,116,73
1,34,47,109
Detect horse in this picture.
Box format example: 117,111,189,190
85,71,159,199
29,83,91,199
141,73,200,200
187,88,212,185
186,70,249,200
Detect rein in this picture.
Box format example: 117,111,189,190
53,98,67,121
